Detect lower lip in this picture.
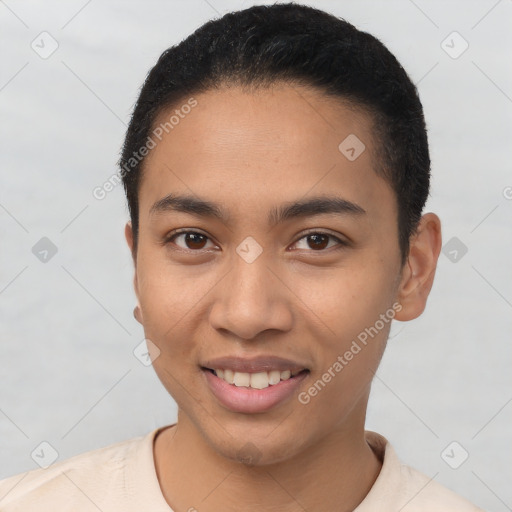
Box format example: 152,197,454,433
202,368,309,414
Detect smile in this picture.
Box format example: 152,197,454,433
204,368,306,389
201,367,310,414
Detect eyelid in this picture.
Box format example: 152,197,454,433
162,228,218,250
163,227,350,254
294,228,349,246
292,228,350,254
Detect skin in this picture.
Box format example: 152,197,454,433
124,82,442,512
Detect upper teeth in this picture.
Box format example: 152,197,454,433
214,369,303,389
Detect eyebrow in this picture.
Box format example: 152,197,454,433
149,193,366,226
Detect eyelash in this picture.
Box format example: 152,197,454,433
163,229,348,253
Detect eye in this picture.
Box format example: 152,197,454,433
164,229,347,253
164,230,217,251
291,231,347,252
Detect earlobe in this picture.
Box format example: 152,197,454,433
394,213,442,322
134,304,143,324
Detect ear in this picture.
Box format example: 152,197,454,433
394,213,442,321
125,221,136,263
125,221,141,309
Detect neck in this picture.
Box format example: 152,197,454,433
154,410,382,512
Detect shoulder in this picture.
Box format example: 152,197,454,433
360,431,485,512
0,430,159,512
397,462,484,511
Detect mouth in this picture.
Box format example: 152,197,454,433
200,366,310,413
201,367,309,390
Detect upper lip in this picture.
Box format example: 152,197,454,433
201,355,309,374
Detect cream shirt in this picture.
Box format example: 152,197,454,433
0,425,484,511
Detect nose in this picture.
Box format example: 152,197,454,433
208,250,293,340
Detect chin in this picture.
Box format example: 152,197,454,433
201,420,312,468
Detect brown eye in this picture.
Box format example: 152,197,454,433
166,231,215,251
306,233,329,250
182,232,208,250
293,232,346,252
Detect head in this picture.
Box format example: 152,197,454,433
122,3,441,465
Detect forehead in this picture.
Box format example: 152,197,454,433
138,83,395,227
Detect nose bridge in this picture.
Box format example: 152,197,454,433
231,250,271,302
209,244,292,339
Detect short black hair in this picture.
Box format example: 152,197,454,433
120,2,430,266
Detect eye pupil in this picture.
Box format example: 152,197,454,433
308,234,329,250
186,233,207,249
168,230,343,254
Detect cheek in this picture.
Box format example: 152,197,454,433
135,264,193,370
135,251,216,378
302,262,396,341
146,309,204,410
298,301,392,424
136,249,207,332
299,264,395,397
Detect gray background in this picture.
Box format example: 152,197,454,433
1,0,511,510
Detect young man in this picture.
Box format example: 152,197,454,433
0,3,484,511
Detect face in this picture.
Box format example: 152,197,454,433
126,83,414,465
